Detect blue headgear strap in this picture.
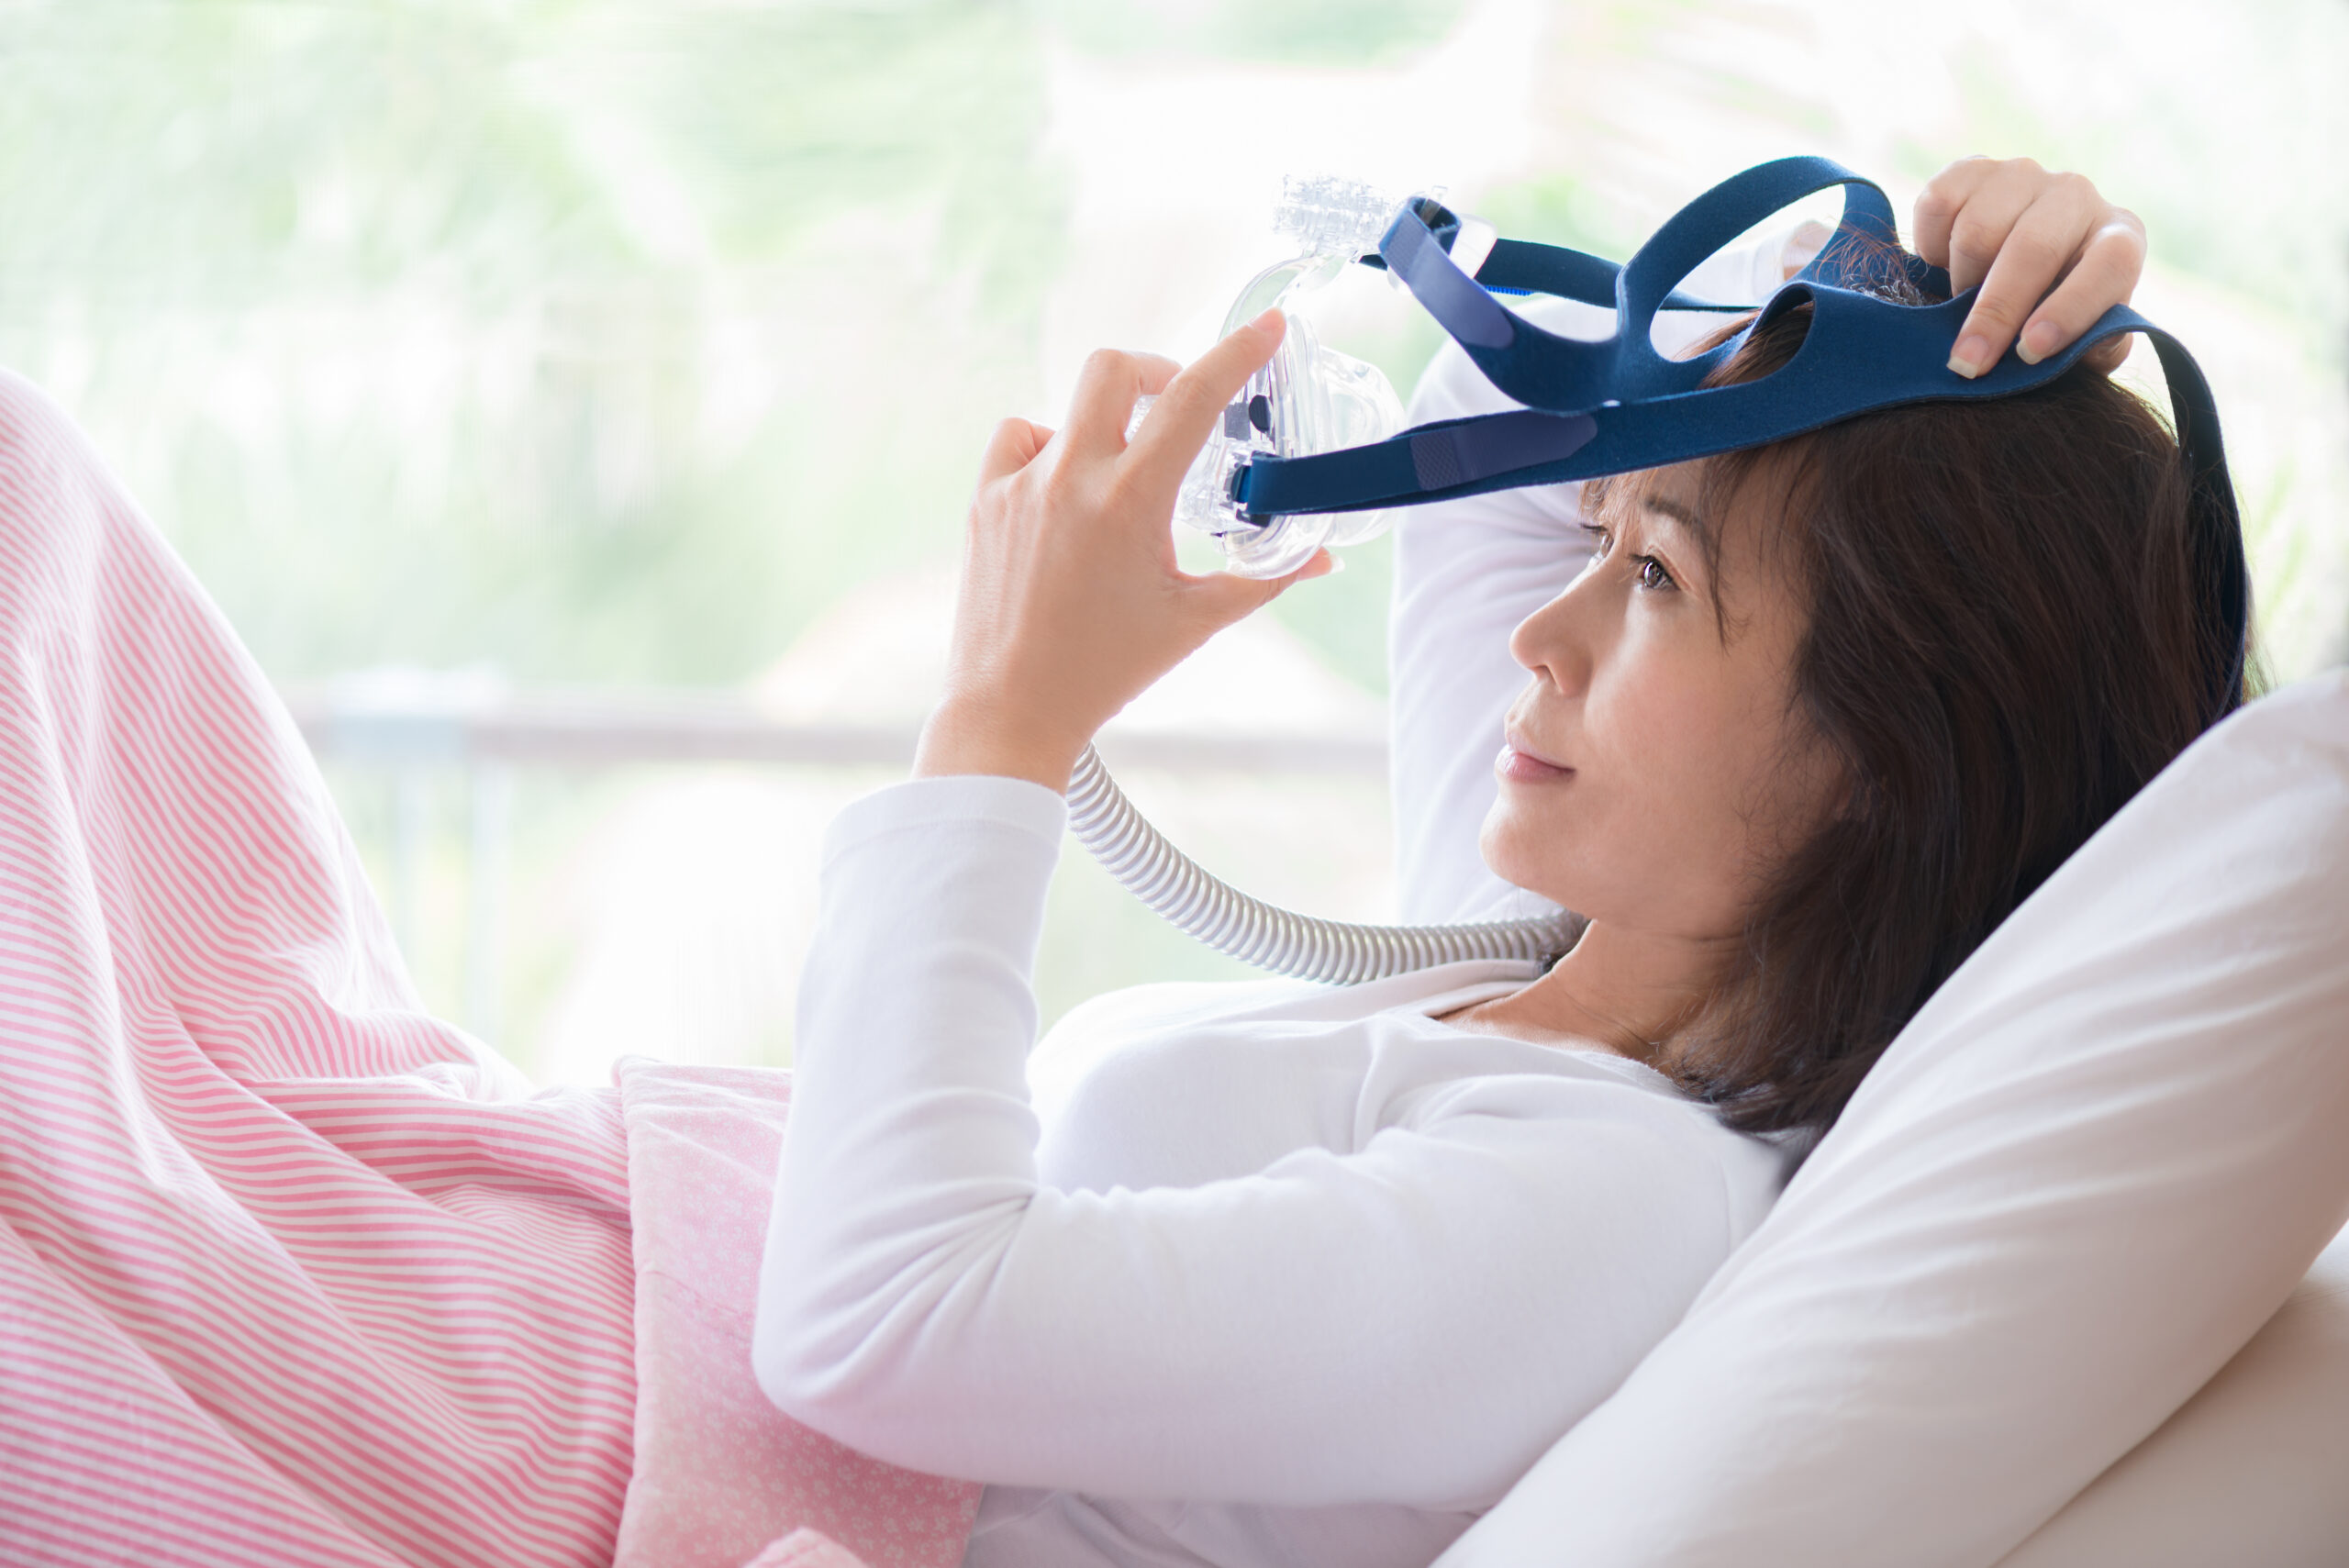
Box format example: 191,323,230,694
1234,155,2248,719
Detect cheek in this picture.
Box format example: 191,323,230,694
1481,641,1804,934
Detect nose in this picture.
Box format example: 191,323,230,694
1508,562,1602,697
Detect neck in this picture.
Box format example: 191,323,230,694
1455,920,1731,1065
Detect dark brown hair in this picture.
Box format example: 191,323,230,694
1591,289,2243,1137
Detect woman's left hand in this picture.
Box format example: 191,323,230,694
913,308,1333,793
1910,156,2147,380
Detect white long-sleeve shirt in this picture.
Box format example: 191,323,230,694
755,242,1800,1568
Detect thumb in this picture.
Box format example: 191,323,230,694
1184,549,1335,632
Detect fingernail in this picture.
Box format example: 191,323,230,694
1251,306,1285,333
2017,320,2061,365
1947,334,1989,379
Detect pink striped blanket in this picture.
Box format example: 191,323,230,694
0,371,978,1567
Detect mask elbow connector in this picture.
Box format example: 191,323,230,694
1272,173,1408,264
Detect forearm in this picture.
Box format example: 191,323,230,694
755,776,1063,1422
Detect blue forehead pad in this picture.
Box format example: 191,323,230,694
1232,155,2248,721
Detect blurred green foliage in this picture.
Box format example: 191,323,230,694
0,0,1064,685
5,0,2337,697
1036,0,1466,67
0,0,1464,695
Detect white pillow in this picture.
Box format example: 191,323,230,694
1438,669,2349,1568
1995,1220,2349,1566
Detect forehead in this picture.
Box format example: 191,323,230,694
1637,464,1709,532
1596,455,1792,553
1587,461,1712,542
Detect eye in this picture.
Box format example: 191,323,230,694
1631,553,1676,592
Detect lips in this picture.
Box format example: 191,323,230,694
1496,729,1573,784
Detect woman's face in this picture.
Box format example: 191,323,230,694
1481,460,1841,944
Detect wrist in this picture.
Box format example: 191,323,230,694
912,701,1086,794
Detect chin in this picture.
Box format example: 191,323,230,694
1477,813,1586,912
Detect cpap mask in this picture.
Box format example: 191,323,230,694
1086,155,2248,984
1131,175,1426,578
1140,172,1720,578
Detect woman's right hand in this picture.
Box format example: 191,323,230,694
913,312,1328,793
1910,156,2147,380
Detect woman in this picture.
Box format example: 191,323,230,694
0,156,2185,1568
752,156,2220,1568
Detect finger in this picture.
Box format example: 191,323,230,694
1950,180,2103,378
1123,308,1286,495
976,417,1054,484
1940,157,2046,301
2014,215,2146,365
1063,349,1183,460
2081,335,2133,377
1909,156,1999,271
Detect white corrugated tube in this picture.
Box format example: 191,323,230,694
1065,744,1586,985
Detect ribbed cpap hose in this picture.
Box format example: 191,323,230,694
1065,745,1586,985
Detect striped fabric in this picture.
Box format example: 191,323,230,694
0,371,970,1568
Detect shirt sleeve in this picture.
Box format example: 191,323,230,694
753,776,1742,1511
1386,230,1810,925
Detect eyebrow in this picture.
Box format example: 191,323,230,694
1640,495,1709,538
